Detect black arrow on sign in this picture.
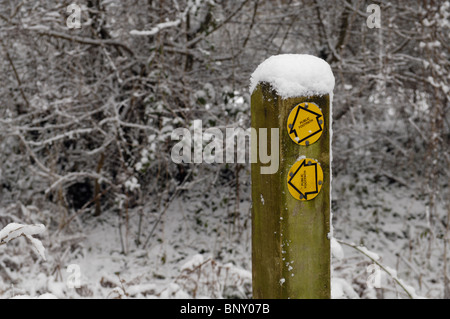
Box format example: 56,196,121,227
288,159,319,200
289,104,323,144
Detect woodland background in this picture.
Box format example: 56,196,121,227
0,0,448,298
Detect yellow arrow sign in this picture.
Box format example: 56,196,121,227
287,158,324,201
287,102,324,146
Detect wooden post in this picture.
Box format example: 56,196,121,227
251,81,332,299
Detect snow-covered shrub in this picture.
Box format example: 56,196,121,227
0,221,48,298
174,254,252,299
0,223,46,260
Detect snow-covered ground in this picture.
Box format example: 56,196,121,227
0,171,445,299
0,185,253,299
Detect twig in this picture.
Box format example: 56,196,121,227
184,0,250,48
337,239,416,299
26,28,134,56
143,170,193,249
2,42,30,109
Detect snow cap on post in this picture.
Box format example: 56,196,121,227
250,54,335,99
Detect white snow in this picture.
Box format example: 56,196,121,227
130,20,181,36
331,278,359,299
250,54,335,99
330,238,344,260
126,283,158,297
25,235,47,261
0,223,47,260
125,177,141,192
0,223,45,243
159,283,190,299
358,246,380,261
180,254,204,272
384,266,424,299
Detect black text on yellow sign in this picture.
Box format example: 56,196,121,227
287,102,324,146
287,158,324,201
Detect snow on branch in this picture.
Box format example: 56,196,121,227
337,239,423,299
25,27,134,56
130,20,181,36
0,223,47,261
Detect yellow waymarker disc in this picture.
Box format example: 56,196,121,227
287,102,324,146
287,158,324,201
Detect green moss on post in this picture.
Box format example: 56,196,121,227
251,82,331,299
